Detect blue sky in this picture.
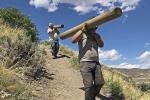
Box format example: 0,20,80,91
0,0,150,69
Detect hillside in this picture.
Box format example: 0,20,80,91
1,27,150,100
0,22,150,99
0,8,45,99
0,8,150,100
41,46,150,100
114,68,150,84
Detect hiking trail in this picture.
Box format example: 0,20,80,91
46,52,84,100
30,48,107,100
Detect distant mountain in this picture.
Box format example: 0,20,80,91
113,68,150,84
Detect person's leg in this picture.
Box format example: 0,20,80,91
53,41,57,57
51,40,58,58
55,40,59,57
51,40,55,56
94,62,105,97
80,62,95,100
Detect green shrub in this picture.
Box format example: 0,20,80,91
138,82,150,92
70,56,80,69
0,8,38,41
109,81,122,95
106,80,124,99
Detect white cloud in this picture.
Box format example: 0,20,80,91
99,50,150,69
99,49,122,61
29,0,141,14
29,0,49,9
141,62,150,69
136,51,150,69
110,62,140,69
110,51,150,69
120,0,141,12
73,5,99,14
137,51,150,62
48,3,58,12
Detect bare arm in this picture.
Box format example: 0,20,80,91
71,23,88,43
48,27,59,35
94,34,104,48
48,28,54,35
71,30,83,43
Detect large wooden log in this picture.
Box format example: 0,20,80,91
60,7,122,40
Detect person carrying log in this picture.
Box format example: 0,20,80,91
72,23,105,100
47,23,61,58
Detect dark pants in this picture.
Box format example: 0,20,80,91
80,61,105,100
51,39,59,57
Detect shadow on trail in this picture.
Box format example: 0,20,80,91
79,87,124,100
79,87,84,91
97,94,125,100
34,68,55,80
43,72,55,80
97,94,111,100
56,54,71,59
79,87,110,100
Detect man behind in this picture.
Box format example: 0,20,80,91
72,24,105,100
47,23,60,58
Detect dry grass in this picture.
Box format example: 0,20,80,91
0,20,46,80
0,66,31,99
40,41,75,57
140,92,150,100
0,20,32,99
102,65,150,100
59,45,74,57
69,55,150,99
0,19,46,99
0,19,25,42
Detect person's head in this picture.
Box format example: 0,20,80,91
86,16,98,33
87,26,98,33
48,23,54,28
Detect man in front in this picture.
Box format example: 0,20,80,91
72,24,105,100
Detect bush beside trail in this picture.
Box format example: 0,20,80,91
0,8,46,99
0,19,46,79
0,8,38,41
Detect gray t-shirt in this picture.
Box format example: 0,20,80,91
78,32,99,62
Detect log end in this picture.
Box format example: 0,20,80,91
114,7,122,16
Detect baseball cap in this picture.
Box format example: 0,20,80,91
48,23,53,26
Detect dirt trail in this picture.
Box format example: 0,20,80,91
31,49,104,100
46,52,84,100
28,50,119,100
